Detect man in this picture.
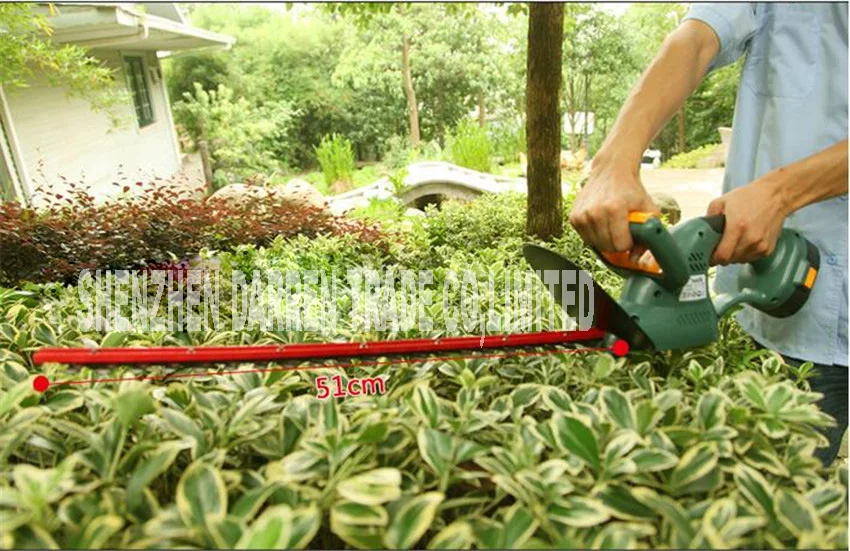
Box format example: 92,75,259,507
570,3,848,465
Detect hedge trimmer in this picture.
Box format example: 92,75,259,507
33,213,818,371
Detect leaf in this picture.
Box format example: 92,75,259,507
176,462,227,528
551,413,600,472
238,504,320,549
127,441,184,510
114,388,154,427
383,492,445,549
595,484,657,521
0,380,30,418
633,488,695,547
230,483,280,521
738,376,768,410
696,391,726,429
775,489,822,538
417,428,453,473
501,505,538,548
592,354,616,379
667,443,718,492
72,514,123,549
161,408,207,456
805,484,846,516
653,389,682,411
13,458,76,507
337,468,402,505
549,496,610,527
412,385,440,428
427,521,474,549
600,387,636,430
331,501,389,527
100,331,128,347
237,505,293,548
733,464,774,517
630,447,679,473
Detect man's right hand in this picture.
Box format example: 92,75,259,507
569,161,660,254
567,18,719,254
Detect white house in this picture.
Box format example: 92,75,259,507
0,3,234,205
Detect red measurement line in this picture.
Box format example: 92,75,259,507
32,329,608,366
38,345,613,390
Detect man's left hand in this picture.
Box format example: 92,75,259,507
707,175,789,265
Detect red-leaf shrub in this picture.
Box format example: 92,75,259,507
0,181,385,286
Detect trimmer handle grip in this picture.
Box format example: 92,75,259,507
598,212,691,290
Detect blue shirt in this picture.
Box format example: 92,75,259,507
684,3,848,366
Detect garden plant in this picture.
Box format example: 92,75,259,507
0,192,847,549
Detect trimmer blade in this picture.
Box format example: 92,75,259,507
522,243,655,350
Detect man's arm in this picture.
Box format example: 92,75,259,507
708,139,849,265
570,20,720,253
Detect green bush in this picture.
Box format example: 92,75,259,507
662,143,722,169
382,135,415,171
173,83,293,189
490,118,526,163
2,192,846,549
447,118,492,173
315,133,356,190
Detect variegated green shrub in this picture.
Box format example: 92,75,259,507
0,192,847,549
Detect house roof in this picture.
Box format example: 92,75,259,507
40,3,235,54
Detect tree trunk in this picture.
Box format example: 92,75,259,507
526,3,564,241
478,90,486,128
198,139,214,195
677,103,686,153
583,73,590,152
401,35,421,148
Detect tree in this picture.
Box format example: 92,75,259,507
525,3,565,240
561,6,636,153
623,4,688,154
0,4,124,124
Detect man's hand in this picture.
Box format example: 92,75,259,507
567,19,719,253
706,178,789,265
708,139,848,266
569,163,660,253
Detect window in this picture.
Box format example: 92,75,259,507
124,56,154,127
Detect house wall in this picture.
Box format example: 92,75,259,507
4,50,182,203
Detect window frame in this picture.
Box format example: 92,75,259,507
122,54,155,128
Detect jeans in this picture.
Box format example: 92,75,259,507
791,361,848,467
757,343,849,466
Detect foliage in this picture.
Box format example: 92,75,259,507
561,5,638,154
172,83,295,188
663,143,722,169
446,119,492,173
490,118,527,164
315,134,356,191
382,135,416,171
0,188,847,547
621,4,740,158
1,192,848,548
0,4,127,125
347,197,406,225
0,181,384,287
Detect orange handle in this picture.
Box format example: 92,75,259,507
601,251,662,275
600,211,663,275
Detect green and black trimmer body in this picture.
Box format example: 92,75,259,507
524,212,820,351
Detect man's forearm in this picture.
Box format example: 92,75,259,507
594,20,720,172
767,140,850,215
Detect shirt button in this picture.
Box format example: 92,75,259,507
827,254,837,265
